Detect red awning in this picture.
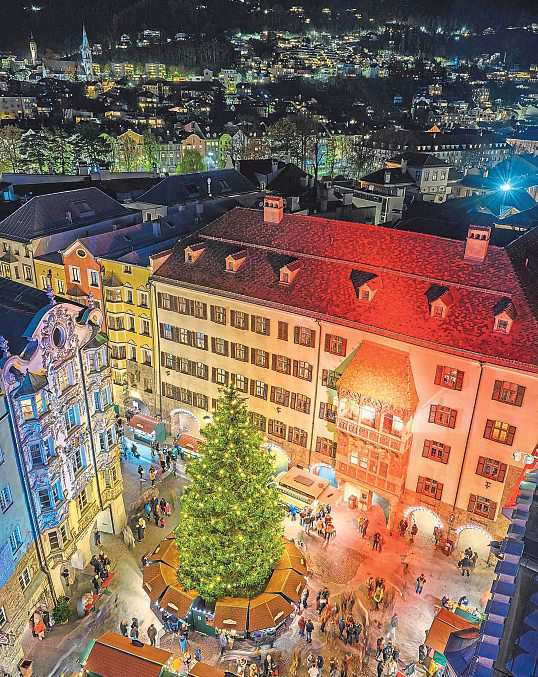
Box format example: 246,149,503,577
130,414,161,435
176,435,199,452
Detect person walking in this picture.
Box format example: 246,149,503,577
194,647,202,663
298,613,306,637
137,464,144,481
362,517,369,538
415,573,426,594
219,632,228,656
410,523,418,543
302,588,310,609
137,516,146,541
149,466,156,487
147,623,158,647
305,619,314,643
388,613,398,642
92,574,101,594
94,529,101,547
316,654,324,677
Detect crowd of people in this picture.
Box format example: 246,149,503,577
136,494,173,540
235,653,279,677
300,504,337,542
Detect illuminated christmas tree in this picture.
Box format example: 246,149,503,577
176,386,284,602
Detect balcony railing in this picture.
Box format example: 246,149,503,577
336,416,408,454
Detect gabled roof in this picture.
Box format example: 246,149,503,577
0,279,52,356
153,207,538,370
0,188,133,243
84,632,172,677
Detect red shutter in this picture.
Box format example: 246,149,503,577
484,419,494,440
515,385,525,407
416,476,425,495
292,360,298,377
270,386,275,403
506,425,516,446
455,370,464,391
294,327,300,344
422,440,431,458
290,393,297,410
442,445,450,464
498,463,507,482
340,338,347,356
476,456,485,476
249,380,255,395
210,306,216,322
211,367,216,383
467,494,477,513
271,354,277,371
322,369,328,386
319,403,326,420
435,482,443,500
448,409,457,428
434,366,443,385
488,500,497,520
492,380,502,401
211,337,216,353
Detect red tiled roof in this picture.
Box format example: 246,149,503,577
85,632,172,677
153,208,538,370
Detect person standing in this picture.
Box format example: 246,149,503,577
298,613,306,637
147,623,158,647
149,466,156,487
130,618,139,640
362,518,369,538
388,614,398,642
316,654,324,677
415,573,426,595
137,516,146,542
120,620,128,637
410,523,418,543
301,588,310,609
137,465,144,482
219,632,228,656
305,619,314,643
92,574,101,594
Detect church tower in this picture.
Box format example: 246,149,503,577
80,24,94,81
29,33,38,66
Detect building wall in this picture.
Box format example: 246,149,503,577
62,244,104,308
152,280,537,539
34,259,67,296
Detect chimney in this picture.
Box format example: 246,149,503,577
263,195,284,224
384,171,391,184
464,225,491,262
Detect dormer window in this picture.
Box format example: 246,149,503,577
493,297,516,335
426,285,454,319
184,242,206,264
279,259,302,285
225,250,247,273
350,270,381,302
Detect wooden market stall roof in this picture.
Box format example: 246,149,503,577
274,541,308,576
214,596,249,633
426,608,479,654
265,567,305,603
189,661,226,677
248,592,294,632
337,340,418,420
159,585,199,618
143,562,178,602
84,631,173,677
151,538,180,569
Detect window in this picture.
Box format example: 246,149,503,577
212,337,229,356
293,360,313,381
70,266,81,283
0,446,4,465
123,265,132,274
38,489,52,511
142,349,152,366
468,494,497,520
194,332,208,350
484,419,516,445
494,318,510,334
251,315,270,335
210,305,227,325
278,321,288,341
0,485,13,512
9,526,23,554
127,315,136,332
23,265,32,281
232,374,248,393
325,334,347,356
48,531,60,551
429,405,457,428
434,365,464,391
231,310,249,330
316,437,337,458
125,288,133,304
77,488,89,512
476,457,507,482
140,319,151,336
89,269,99,288
251,380,268,399
231,343,249,362
73,447,86,474
193,393,209,410
138,291,149,308
272,354,291,374
212,367,229,385
492,380,525,406
382,413,403,437
19,567,31,591
422,440,451,464
65,404,81,431
249,412,267,432
359,405,376,427
319,402,337,423
161,323,173,340
93,390,103,412
129,345,137,361
268,419,287,439
292,393,311,414
288,427,308,447
416,476,443,500
194,301,207,319
321,369,339,389
252,348,269,368
0,606,6,627
294,326,315,347
270,386,290,407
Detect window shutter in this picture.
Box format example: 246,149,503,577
225,372,230,385
263,384,268,399
322,369,328,386
223,341,229,357
249,380,255,395
428,405,437,423
341,338,347,356
491,380,502,401
416,476,425,494
230,310,236,327
290,393,297,410
294,327,300,344
231,343,236,359
251,348,256,365
435,482,443,500
484,419,494,440
288,427,293,442
319,402,326,420
270,386,275,403
268,419,274,434
476,456,485,476
230,373,236,386
305,398,311,415
211,337,216,353
448,409,457,428
188,299,195,315
316,437,321,452
211,367,217,383
434,366,443,385
160,351,165,366
442,445,450,464
324,335,331,352
271,354,277,371
515,385,525,407
498,463,507,482
506,425,516,445
488,500,497,520
284,390,290,407
250,315,255,331
171,295,178,313
203,334,208,350
210,306,216,322
265,319,270,335
292,360,298,377
455,370,464,391
422,440,431,458
157,292,163,307
467,494,477,513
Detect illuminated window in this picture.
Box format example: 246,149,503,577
210,305,226,325
231,310,249,330
434,365,464,391
422,440,450,464
492,380,525,406
416,475,443,500
483,419,516,446
382,413,403,437
273,354,291,374
468,494,496,519
251,315,270,335
360,405,376,427
476,456,507,482
268,419,286,439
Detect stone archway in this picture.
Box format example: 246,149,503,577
455,524,493,562
170,408,200,438
404,505,443,543
310,462,338,487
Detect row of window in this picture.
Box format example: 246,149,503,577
247,411,309,447
1,262,33,283
435,365,526,407
161,382,209,410
416,477,498,519
110,344,153,366
108,314,152,337
105,288,149,308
